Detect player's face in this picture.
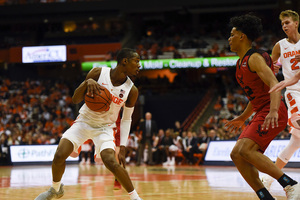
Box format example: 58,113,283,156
281,17,299,36
228,27,242,52
126,53,141,77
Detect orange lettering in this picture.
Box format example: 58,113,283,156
111,94,124,105
284,51,300,58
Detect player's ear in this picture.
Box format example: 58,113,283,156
122,58,128,65
240,33,247,41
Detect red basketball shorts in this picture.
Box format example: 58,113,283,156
239,101,288,153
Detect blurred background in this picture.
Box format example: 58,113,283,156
0,0,298,166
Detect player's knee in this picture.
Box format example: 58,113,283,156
291,127,300,139
103,157,119,173
53,150,68,163
231,146,251,161
230,148,240,161
101,150,119,172
238,148,251,160
289,113,300,130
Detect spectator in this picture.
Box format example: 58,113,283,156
161,129,175,166
173,120,182,137
136,112,157,166
126,133,138,163
152,129,165,165
182,130,197,165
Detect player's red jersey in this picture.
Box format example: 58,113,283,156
236,49,274,112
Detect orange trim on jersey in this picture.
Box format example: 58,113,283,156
77,146,82,154
70,116,79,126
290,99,296,107
113,127,117,145
288,118,293,128
291,107,299,114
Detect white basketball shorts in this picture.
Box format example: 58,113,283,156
285,90,300,137
61,120,116,157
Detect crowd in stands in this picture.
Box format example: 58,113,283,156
124,120,222,166
0,77,76,163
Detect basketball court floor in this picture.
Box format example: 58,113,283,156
0,163,299,200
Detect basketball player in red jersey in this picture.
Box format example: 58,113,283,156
35,48,142,200
225,14,300,200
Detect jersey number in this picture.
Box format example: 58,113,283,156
243,86,255,101
291,58,299,70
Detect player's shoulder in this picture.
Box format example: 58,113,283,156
247,52,267,67
277,38,289,46
86,67,102,80
89,67,102,75
130,85,139,95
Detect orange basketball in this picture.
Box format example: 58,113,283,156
85,87,112,112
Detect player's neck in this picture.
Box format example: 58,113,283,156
110,68,127,86
237,45,252,59
287,32,300,44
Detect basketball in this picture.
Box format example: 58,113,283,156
85,87,112,112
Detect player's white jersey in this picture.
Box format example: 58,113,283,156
77,67,133,127
279,38,300,91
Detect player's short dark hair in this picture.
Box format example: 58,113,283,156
229,14,263,41
116,48,137,64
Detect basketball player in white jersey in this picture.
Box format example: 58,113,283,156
262,10,300,193
35,48,143,200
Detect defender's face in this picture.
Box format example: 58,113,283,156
228,27,242,53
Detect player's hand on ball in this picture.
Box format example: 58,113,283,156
86,78,102,97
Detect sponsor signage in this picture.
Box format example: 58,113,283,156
22,45,67,63
81,56,239,71
205,140,300,162
10,145,78,163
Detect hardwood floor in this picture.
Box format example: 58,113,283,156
0,163,299,200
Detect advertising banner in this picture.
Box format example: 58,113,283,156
205,140,300,163
22,45,67,63
10,145,78,163
81,56,239,71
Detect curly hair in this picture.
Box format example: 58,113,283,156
229,14,263,41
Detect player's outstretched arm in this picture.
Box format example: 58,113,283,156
269,71,300,93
